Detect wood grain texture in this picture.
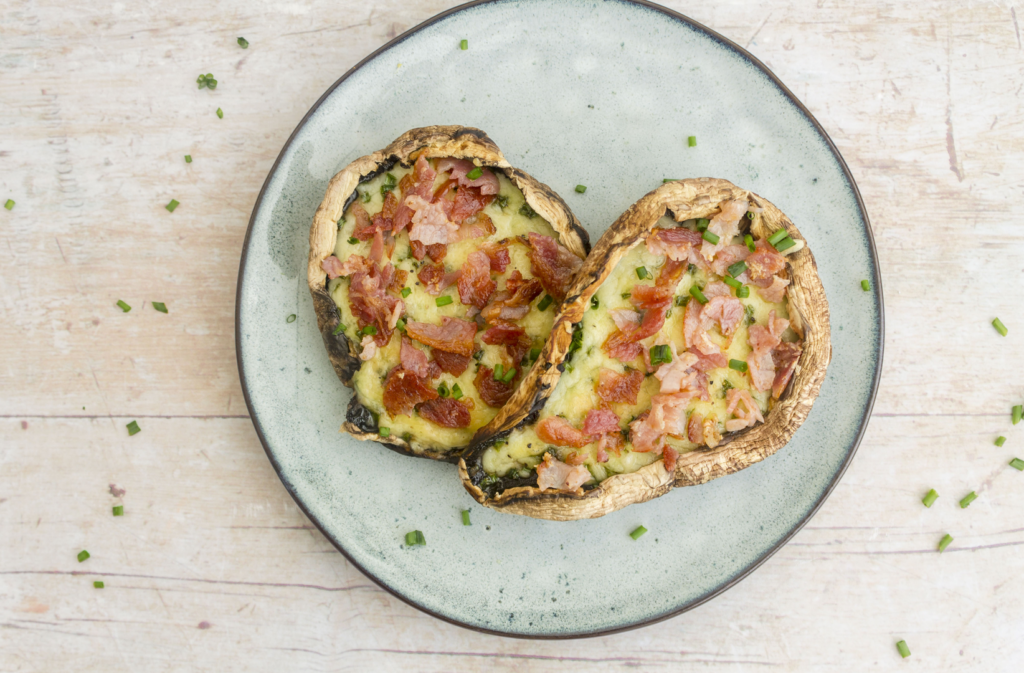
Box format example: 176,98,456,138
2,0,1023,670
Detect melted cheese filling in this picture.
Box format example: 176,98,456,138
328,164,563,447
482,215,794,483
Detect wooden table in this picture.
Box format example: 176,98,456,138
3,0,1022,669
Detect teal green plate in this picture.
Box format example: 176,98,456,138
236,0,882,638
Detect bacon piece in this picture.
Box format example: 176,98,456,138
349,263,404,347
400,337,430,379
417,397,472,428
683,295,719,355
702,295,745,337
475,366,517,408
630,284,673,310
709,244,752,276
409,240,447,263
535,453,591,492
596,431,623,462
525,232,582,302
702,281,733,299
382,366,438,417
359,335,378,361
603,332,644,363
758,275,790,303
458,250,497,309
459,212,496,239
450,185,495,224
747,348,776,392
646,227,704,262
536,416,592,448
704,416,723,448
481,324,532,365
663,445,679,473
405,317,477,357
392,156,437,234
432,349,471,376
629,413,664,453
322,254,374,279
368,229,385,263
687,412,704,444
610,308,642,332
582,409,620,436
481,242,511,273
348,202,373,239
689,349,728,372
480,273,544,324
772,342,802,399
406,195,458,245
656,258,688,289
416,263,461,297
654,348,700,394
746,238,787,281
748,324,781,354
596,368,645,405
629,392,696,454
387,268,408,295
700,198,748,262
436,158,501,195
725,388,765,432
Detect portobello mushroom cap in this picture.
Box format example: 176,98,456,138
458,177,831,519
307,125,590,462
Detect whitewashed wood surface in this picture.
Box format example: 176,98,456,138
2,0,1023,670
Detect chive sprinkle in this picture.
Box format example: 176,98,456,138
126,420,141,436
379,427,391,438
635,266,651,280
1010,458,1024,471
701,230,720,245
493,364,504,381
151,302,168,314
696,218,710,231
184,155,192,163
347,236,358,245
165,199,180,212
630,525,647,540
331,322,344,335
451,383,463,400
216,107,223,119
662,178,679,183
736,285,750,298
4,199,14,210
590,295,599,310
460,39,468,50
896,640,911,659
94,581,105,589
1013,405,1023,426
537,294,553,311
992,318,1008,336
116,300,131,313
399,287,411,299
726,261,747,278
689,285,708,304
575,184,587,194
728,359,748,373
938,533,953,552
767,229,788,246
502,367,516,382
396,319,406,331
435,295,453,307
687,135,696,147
461,510,471,526
196,73,217,89
922,489,939,508
723,276,742,290
361,325,377,336
286,314,297,323
237,37,249,49
774,236,796,252
744,234,755,252
529,347,541,360
404,530,426,546
77,550,90,563
361,191,371,203
959,491,977,508
861,279,870,291
650,344,673,366
466,166,483,180
437,382,450,398
113,505,124,516
995,436,1007,447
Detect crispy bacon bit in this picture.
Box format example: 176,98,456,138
746,310,792,392
662,445,679,473
482,324,533,364
432,349,471,376
349,263,404,347
322,254,374,279
596,432,623,462
417,397,472,428
450,185,495,224
646,227,704,263
683,295,719,355
629,392,695,455
564,451,587,466
709,244,752,276
359,335,378,361
482,242,511,273
746,238,787,281
656,258,688,289
629,412,663,454
630,284,673,310
758,275,790,302
536,452,591,492
392,155,437,234
702,281,733,299
526,232,581,302
747,348,775,392
407,195,458,245
382,366,438,417
689,349,728,372
348,202,373,239
603,301,670,363
725,388,765,432
437,158,501,195
654,348,700,394
416,263,461,297
582,409,620,436
703,416,722,448
537,416,592,448
687,412,704,444
387,268,408,295
772,341,802,399
458,250,497,309
368,229,385,263
702,295,745,338
700,199,748,261
610,308,642,332
405,317,477,357
480,273,544,324
400,337,430,378
475,366,517,408
596,368,645,405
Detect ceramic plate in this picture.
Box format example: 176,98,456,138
236,0,882,637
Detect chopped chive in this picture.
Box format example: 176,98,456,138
995,436,1007,447
466,166,483,180
451,383,463,399
77,550,90,563
113,505,124,516
621,292,632,299
152,301,168,314
1013,405,1023,425
459,39,468,50
728,359,748,373
630,525,647,540
938,533,953,552
774,236,796,252
896,640,911,659
744,234,755,252
575,184,587,194
361,191,371,204
662,178,679,183
331,322,345,335
216,107,224,119
4,199,14,210
687,136,696,147
736,285,750,298
361,325,377,336
348,237,359,245
746,211,755,220
396,318,406,331
650,344,673,366
237,36,249,49
529,347,541,360
435,295,453,307
590,295,599,310
126,420,141,436
767,229,788,245
196,73,217,89
518,202,537,218
461,509,471,525
184,155,192,163
689,285,708,304
94,581,105,589
861,279,871,291
1010,457,1024,471
695,218,710,231
728,261,747,278
635,266,651,280
674,295,687,307
496,195,509,209
404,530,425,546
723,276,742,290
165,199,180,212
493,364,504,380
992,318,1008,336
537,294,553,311
416,530,425,545
286,314,297,323
400,287,412,298
437,382,450,398
116,300,131,313
378,427,391,438
922,489,939,508
959,491,977,508
502,367,516,382
701,230,720,245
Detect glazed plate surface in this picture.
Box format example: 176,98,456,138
236,0,882,637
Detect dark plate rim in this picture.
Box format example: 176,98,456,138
234,0,884,640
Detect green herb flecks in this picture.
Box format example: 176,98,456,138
922,489,939,508
237,37,249,49
196,73,217,89
126,420,141,436
630,525,647,540
116,300,131,313
166,199,180,212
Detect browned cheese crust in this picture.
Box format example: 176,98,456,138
458,177,831,519
307,125,590,460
